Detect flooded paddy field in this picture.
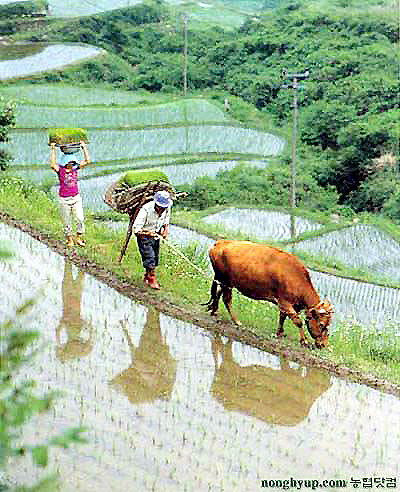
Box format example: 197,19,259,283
0,44,104,80
0,0,254,27
15,99,229,128
2,223,400,491
202,207,322,241
294,224,400,284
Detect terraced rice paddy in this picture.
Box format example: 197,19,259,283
295,224,400,283
4,79,400,329
3,20,400,492
7,126,284,167
0,0,255,27
202,207,323,240
15,99,230,128
2,223,400,492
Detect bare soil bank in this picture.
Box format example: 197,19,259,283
2,211,399,398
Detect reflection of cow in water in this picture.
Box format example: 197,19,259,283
110,307,177,404
211,335,331,426
56,260,93,362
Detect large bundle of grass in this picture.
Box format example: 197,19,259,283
48,128,89,146
104,168,176,216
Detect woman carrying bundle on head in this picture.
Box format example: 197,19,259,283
50,137,90,248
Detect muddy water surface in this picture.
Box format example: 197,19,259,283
1,223,400,491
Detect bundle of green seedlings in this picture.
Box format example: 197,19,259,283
48,128,89,154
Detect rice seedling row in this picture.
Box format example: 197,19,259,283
3,223,400,492
15,99,229,128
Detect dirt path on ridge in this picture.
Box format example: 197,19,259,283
1,211,399,398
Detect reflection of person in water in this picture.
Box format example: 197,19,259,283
110,307,177,404
56,260,93,362
211,335,331,426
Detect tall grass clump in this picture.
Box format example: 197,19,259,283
0,174,60,235
330,320,400,381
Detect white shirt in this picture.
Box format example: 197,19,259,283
133,200,170,234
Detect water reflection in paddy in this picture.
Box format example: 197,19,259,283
1,223,400,491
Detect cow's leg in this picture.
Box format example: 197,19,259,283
207,279,223,316
277,311,287,338
222,286,241,326
278,302,308,346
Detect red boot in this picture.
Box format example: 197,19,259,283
147,269,160,290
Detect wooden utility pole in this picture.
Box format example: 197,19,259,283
183,14,188,96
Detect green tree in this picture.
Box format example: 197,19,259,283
0,98,15,171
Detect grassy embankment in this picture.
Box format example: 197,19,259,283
1,173,400,387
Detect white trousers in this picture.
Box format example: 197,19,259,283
59,194,85,236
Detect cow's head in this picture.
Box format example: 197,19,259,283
306,300,334,349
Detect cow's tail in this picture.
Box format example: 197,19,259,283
201,279,222,310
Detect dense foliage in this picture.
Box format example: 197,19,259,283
179,160,341,213
0,98,15,171
3,0,400,217
0,0,48,19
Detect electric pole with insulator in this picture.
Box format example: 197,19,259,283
282,69,310,238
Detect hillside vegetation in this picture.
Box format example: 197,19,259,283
3,0,399,221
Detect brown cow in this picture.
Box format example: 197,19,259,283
206,240,333,348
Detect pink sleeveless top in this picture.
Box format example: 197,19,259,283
58,167,79,197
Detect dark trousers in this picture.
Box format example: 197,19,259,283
137,236,160,269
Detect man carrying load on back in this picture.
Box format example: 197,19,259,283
133,190,173,290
